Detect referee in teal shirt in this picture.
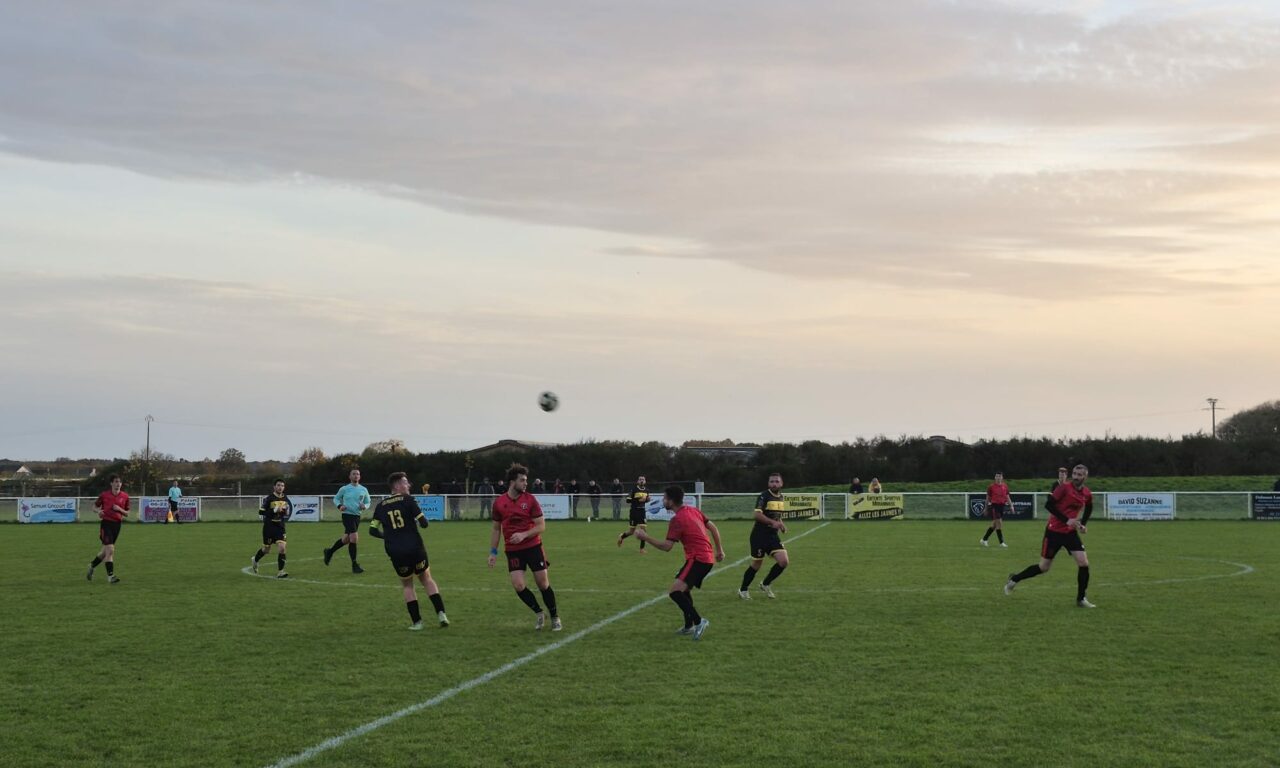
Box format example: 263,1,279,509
324,468,371,573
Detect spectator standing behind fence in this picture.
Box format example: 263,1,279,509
446,479,462,520
568,479,580,517
869,478,883,494
849,477,864,495
586,480,602,520
610,478,625,519
532,478,545,493
478,477,495,518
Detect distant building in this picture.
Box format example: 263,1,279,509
928,435,968,453
681,445,760,464
468,439,562,457
14,465,32,477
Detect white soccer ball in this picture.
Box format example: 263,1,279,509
538,391,560,412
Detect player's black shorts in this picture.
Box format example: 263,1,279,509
262,523,286,546
988,503,1008,519
505,545,549,573
99,521,122,545
629,511,647,527
1041,529,1085,559
168,499,179,512
389,546,429,578
750,528,785,560
341,515,361,534
675,559,713,589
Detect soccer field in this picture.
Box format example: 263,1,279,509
3,520,1277,768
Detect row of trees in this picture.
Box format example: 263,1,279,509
71,401,1280,495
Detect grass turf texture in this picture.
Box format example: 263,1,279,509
2,520,1277,768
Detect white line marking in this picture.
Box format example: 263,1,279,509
263,522,831,768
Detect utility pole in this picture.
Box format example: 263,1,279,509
1205,398,1219,438
145,415,154,495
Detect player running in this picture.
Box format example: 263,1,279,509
739,472,789,599
980,471,1010,547
1004,464,1096,608
369,472,448,631
617,475,650,551
86,474,129,583
252,479,292,579
489,463,561,631
166,480,183,524
325,467,370,573
634,486,725,640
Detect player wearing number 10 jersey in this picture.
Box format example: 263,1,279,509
370,472,448,631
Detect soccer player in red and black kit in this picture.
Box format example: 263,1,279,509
634,486,725,640
1005,464,1096,608
369,472,448,631
87,474,129,583
489,463,561,631
739,472,789,599
980,472,1010,548
251,479,292,579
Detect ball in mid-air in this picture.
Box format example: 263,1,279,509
538,391,560,412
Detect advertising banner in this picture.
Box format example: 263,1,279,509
783,493,823,520
1250,493,1280,520
288,496,322,522
966,493,1035,521
847,493,904,520
1107,493,1175,521
17,497,77,523
412,495,446,521
139,497,201,523
645,495,672,521
535,494,572,520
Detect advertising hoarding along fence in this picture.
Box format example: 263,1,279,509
966,493,1035,521
1250,493,1280,520
783,493,823,519
413,496,446,521
139,497,201,523
1106,493,1176,521
288,496,322,522
847,493,905,520
535,494,572,520
17,498,77,523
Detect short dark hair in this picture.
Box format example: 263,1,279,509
273,478,285,485
769,472,782,479
665,485,684,504
506,463,529,482
108,474,121,483
387,471,407,488
349,466,361,473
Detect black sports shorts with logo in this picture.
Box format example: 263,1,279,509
1041,529,1085,559
389,546,429,577
675,559,713,589
750,528,784,560
506,545,549,573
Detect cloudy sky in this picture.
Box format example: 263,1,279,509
1,0,1278,461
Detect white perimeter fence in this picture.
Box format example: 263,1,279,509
6,491,1280,523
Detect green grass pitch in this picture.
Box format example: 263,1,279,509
3,519,1278,767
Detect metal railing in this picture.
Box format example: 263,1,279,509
5,491,1277,522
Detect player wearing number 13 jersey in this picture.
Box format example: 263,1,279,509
369,472,448,631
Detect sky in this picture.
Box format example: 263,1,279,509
1,0,1278,461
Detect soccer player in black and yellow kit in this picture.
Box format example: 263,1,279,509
617,475,650,552
739,472,790,599
252,479,292,578
370,472,449,631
